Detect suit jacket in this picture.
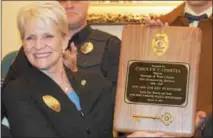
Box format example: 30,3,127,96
1,124,12,138
2,66,115,137
158,3,212,114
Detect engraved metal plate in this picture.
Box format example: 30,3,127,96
125,61,189,106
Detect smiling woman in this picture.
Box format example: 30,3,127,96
16,2,69,75
2,1,115,137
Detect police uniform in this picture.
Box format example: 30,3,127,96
2,25,121,89
2,65,115,137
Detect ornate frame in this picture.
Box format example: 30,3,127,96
88,1,183,25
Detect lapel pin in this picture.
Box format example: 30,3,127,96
42,95,61,112
81,79,87,86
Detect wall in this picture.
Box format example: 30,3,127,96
2,1,31,59
1,1,182,59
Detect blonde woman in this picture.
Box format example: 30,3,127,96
2,2,167,137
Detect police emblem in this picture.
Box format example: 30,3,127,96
161,112,173,126
42,95,61,112
152,33,169,56
80,42,94,54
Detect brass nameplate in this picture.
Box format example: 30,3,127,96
125,61,189,106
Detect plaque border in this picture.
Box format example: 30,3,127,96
124,60,190,107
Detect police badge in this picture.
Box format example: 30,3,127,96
80,42,94,54
152,33,169,56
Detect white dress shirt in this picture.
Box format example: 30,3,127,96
184,3,212,27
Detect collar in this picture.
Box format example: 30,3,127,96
69,25,92,47
184,3,212,18
163,2,212,24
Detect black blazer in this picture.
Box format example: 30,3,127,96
2,66,115,137
1,124,12,138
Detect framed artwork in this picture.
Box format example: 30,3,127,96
88,1,184,24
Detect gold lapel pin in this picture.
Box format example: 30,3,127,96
81,79,87,86
42,95,61,112
80,42,94,54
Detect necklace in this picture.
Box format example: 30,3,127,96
63,84,73,93
64,87,69,92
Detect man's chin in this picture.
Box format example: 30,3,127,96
187,1,208,6
68,21,82,29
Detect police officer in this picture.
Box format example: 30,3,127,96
2,1,121,89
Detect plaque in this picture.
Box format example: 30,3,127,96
113,25,202,137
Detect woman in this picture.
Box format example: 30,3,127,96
2,2,165,137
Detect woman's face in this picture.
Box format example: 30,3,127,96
22,19,68,71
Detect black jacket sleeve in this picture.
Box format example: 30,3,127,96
101,36,121,84
2,81,60,137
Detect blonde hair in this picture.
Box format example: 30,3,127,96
17,1,69,39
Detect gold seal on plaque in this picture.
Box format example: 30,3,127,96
161,112,173,126
42,95,61,112
80,42,94,54
152,33,169,56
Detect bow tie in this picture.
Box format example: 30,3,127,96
184,12,208,23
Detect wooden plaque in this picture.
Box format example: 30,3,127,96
113,25,202,137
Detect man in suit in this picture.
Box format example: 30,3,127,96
145,0,212,116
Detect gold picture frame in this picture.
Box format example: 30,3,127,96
88,1,184,24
